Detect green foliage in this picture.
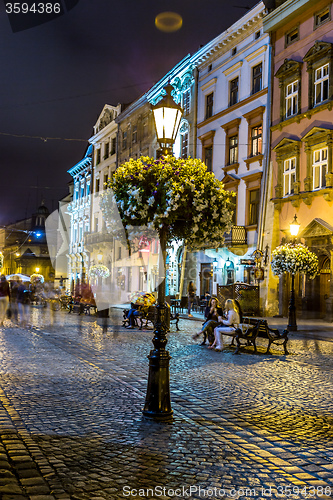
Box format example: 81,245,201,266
101,156,235,249
271,243,319,279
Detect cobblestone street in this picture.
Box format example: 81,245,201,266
0,308,332,500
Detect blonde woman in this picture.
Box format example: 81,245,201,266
208,299,240,352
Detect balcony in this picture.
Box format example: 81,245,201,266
224,225,247,246
84,232,114,246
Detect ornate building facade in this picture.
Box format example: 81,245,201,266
196,2,270,299
67,145,93,291
263,0,333,319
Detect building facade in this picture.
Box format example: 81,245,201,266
263,0,333,319
0,202,53,280
195,2,270,299
67,145,93,291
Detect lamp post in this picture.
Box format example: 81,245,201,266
143,84,183,421
288,214,300,331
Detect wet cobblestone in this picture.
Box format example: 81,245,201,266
0,309,332,499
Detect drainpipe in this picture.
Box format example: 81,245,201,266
193,67,199,159
257,36,273,253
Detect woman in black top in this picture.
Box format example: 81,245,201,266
192,297,223,345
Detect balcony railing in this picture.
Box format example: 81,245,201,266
224,225,247,245
84,232,114,246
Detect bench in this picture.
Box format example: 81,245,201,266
220,318,289,355
123,305,180,331
242,317,289,355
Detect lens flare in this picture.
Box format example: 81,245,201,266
155,12,183,33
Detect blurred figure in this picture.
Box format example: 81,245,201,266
0,275,11,326
16,279,31,327
187,281,196,317
10,278,19,323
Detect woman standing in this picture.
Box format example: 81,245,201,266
209,299,240,351
0,275,11,326
187,281,196,317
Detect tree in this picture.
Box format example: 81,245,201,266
101,155,235,420
271,242,319,331
101,155,235,250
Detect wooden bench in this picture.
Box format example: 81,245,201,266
242,317,289,355
123,305,180,331
220,318,289,355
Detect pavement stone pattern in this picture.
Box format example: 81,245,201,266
0,307,332,499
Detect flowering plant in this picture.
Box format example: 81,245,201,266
89,264,110,279
0,252,3,270
30,273,44,284
271,243,319,279
101,156,235,249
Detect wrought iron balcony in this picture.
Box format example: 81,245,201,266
84,232,114,246
224,225,247,246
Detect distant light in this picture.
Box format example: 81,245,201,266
15,252,20,257
35,267,40,273
35,232,42,238
155,12,183,32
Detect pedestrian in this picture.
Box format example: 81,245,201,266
187,281,196,317
0,275,11,326
10,278,19,323
192,297,223,345
209,299,240,351
126,296,149,329
16,279,31,327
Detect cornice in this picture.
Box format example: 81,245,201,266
197,88,268,129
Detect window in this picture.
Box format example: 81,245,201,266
251,125,262,156
204,146,213,171
229,78,238,106
252,63,262,94
96,149,101,165
181,131,188,159
143,121,148,138
104,173,108,187
286,81,298,118
183,89,191,115
95,178,100,193
283,158,296,196
228,135,238,165
275,59,302,121
104,142,109,159
208,64,212,72
255,30,261,40
315,64,329,105
249,189,260,226
286,27,299,46
122,130,127,150
132,125,137,144
86,182,90,197
111,137,116,155
315,6,330,28
205,93,214,119
232,47,237,56
95,217,99,233
313,147,327,189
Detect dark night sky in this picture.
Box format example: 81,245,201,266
0,0,256,225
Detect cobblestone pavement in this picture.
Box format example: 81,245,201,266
0,308,332,500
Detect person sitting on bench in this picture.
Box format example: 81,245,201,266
209,299,240,352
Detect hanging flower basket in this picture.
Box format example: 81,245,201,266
30,273,44,284
271,243,319,279
89,264,110,279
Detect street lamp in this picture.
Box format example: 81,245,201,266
143,84,183,421
152,83,183,157
288,214,300,332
